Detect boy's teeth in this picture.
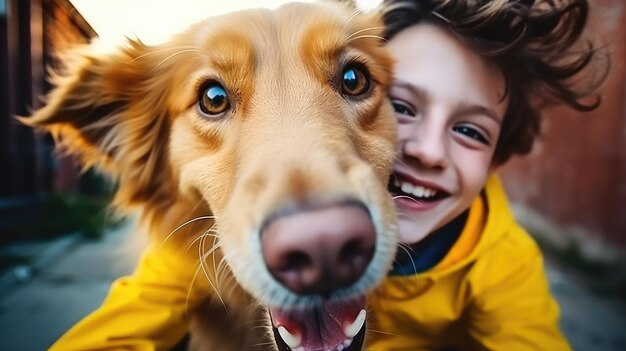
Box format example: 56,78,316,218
400,182,413,194
415,186,425,197
399,181,437,199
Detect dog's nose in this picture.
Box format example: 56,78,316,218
261,203,376,296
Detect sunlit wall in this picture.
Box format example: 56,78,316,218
70,0,383,45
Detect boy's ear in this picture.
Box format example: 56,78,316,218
19,40,176,208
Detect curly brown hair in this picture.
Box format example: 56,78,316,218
382,0,606,164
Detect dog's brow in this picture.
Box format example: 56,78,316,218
198,28,257,99
297,22,349,82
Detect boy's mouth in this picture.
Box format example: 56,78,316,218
388,173,450,204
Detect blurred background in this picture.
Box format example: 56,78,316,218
0,0,623,350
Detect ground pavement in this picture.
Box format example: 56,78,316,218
0,222,624,351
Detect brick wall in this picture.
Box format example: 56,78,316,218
501,0,626,249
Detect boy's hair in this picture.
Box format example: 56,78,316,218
382,0,606,164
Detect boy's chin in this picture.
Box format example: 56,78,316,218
397,216,435,245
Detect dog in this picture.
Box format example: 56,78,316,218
23,1,398,350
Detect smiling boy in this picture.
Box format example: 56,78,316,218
366,0,605,350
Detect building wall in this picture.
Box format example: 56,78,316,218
0,0,95,199
501,0,626,249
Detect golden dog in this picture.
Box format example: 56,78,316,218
24,1,398,350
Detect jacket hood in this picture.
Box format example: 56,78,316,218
381,174,517,288
430,175,516,278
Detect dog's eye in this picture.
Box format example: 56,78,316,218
341,65,370,97
198,83,230,116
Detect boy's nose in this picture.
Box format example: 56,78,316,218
402,133,448,169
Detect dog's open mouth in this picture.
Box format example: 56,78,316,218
270,296,367,351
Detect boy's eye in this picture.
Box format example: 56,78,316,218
452,125,489,145
391,100,416,117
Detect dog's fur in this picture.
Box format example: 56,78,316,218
23,1,399,349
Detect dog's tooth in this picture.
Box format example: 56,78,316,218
344,309,366,338
278,326,302,349
343,338,353,348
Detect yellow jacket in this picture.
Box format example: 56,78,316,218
49,243,208,351
367,176,571,350
50,176,570,350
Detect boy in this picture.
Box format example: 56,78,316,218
367,0,603,350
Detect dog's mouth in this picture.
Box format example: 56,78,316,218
269,296,367,351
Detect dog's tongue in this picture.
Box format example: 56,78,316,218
270,297,366,351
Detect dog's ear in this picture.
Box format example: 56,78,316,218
20,40,177,209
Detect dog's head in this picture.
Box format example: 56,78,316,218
23,1,398,350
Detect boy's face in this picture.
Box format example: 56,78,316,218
387,23,508,245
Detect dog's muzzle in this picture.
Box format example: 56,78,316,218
261,201,374,351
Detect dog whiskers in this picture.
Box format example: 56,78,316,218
210,232,225,295
348,34,387,43
184,256,232,321
249,323,271,331
367,328,402,337
153,49,208,70
129,45,201,63
185,226,228,315
161,215,217,248
392,195,421,203
185,262,204,319
196,229,239,314
215,254,231,293
398,241,416,255
250,341,276,349
186,227,219,252
396,242,418,275
196,232,229,314
346,26,385,41
192,226,223,285
345,8,361,25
